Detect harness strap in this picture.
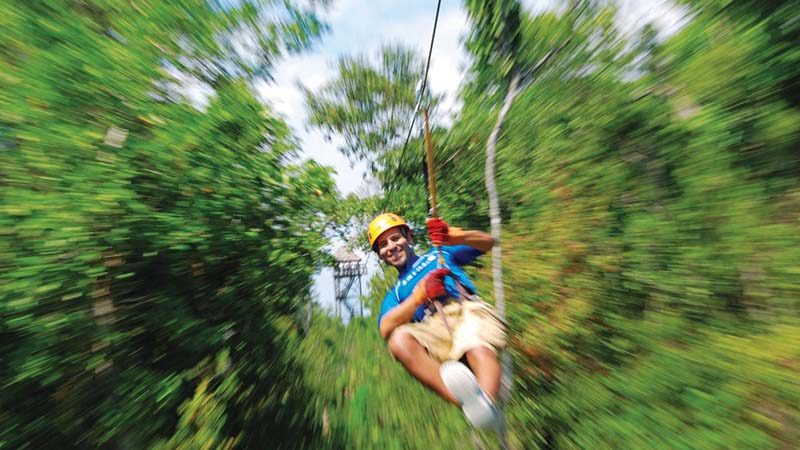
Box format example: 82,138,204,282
431,249,478,338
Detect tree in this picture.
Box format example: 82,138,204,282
303,44,441,248
303,45,436,171
0,1,338,448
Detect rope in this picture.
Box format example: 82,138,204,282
379,0,441,215
420,101,464,341
422,108,439,218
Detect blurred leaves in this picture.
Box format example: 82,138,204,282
0,0,336,448
303,0,800,449
303,44,441,174
2,0,800,449
455,1,800,448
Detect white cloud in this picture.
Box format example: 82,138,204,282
326,0,368,23
426,8,470,124
163,64,215,110
615,0,690,38
254,54,328,123
520,0,689,38
521,0,562,16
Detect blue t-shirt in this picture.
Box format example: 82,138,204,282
377,245,484,328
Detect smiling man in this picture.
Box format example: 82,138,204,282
368,212,506,429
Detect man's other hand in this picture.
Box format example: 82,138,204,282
427,218,466,246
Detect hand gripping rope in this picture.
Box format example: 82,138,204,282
420,103,476,336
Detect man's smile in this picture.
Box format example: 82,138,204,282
387,247,405,264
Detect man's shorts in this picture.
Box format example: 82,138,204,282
394,300,507,362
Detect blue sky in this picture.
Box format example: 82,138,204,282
252,0,689,317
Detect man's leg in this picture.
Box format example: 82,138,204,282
387,330,459,405
457,301,506,401
464,346,502,401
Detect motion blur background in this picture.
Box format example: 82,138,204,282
1,0,798,449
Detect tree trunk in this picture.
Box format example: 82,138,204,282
485,71,520,450
486,71,519,322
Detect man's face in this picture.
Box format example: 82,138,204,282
376,227,414,269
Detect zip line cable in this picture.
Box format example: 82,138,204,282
346,0,440,316
379,0,441,215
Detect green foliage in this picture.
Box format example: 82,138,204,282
5,0,798,448
306,1,800,449
464,0,523,88
303,45,440,172
302,44,444,248
0,1,335,448
453,2,800,448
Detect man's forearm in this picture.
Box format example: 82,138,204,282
451,229,495,253
379,299,422,339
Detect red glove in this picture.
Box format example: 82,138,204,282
426,218,449,246
410,268,451,305
424,268,451,299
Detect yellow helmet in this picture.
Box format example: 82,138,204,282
367,213,409,248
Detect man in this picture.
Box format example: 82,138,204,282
369,212,506,429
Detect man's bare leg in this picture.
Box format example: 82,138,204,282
465,346,502,401
387,330,458,405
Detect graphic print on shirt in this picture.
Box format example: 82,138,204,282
378,246,484,326
397,254,437,294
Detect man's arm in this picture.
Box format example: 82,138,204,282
448,228,494,253
379,299,422,339
427,218,494,253
379,268,451,340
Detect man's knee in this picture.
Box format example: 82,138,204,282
464,345,500,366
467,345,497,358
387,330,419,361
